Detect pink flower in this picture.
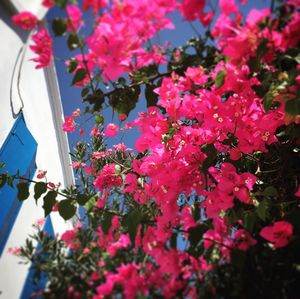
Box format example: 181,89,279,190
119,114,127,121
295,185,300,197
179,0,205,21
230,148,242,160
12,11,38,31
42,0,55,8
83,247,90,254
7,246,21,256
94,164,123,191
61,229,80,249
234,229,257,251
52,202,59,212
92,151,105,159
96,196,106,209
33,218,45,228
105,123,118,137
37,169,47,179
260,221,293,248
47,182,56,190
72,108,80,117
63,116,75,133
79,128,85,136
66,4,84,31
113,143,128,152
107,234,131,256
71,161,86,169
82,0,108,13
90,126,100,136
30,28,53,69
219,0,239,15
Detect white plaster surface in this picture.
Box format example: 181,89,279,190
0,3,74,298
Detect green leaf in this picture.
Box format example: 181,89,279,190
94,114,104,125
262,186,278,197
7,175,15,188
34,182,48,202
0,173,7,188
243,212,257,233
102,212,113,235
118,77,126,86
52,18,67,36
192,203,200,222
122,209,142,244
67,58,78,73
43,191,57,217
109,86,140,117
0,162,5,168
54,0,68,8
145,84,159,107
72,68,87,86
285,99,300,116
76,194,90,206
256,199,269,221
17,182,30,201
215,70,226,89
170,232,177,249
58,199,76,220
188,225,208,247
248,56,261,73
201,143,218,172
81,87,90,97
263,93,274,112
67,33,81,50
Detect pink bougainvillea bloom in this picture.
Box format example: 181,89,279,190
82,0,108,13
113,143,128,152
234,229,257,251
30,28,53,69
52,202,58,212
61,229,79,249
260,221,293,248
47,182,56,190
33,218,45,228
107,234,131,256
63,116,75,133
119,113,127,121
219,0,239,15
94,164,123,191
295,185,300,197
66,4,84,31
230,148,242,160
79,128,85,136
7,246,21,256
83,247,90,254
42,0,55,8
90,126,100,136
179,0,206,21
105,123,118,137
37,169,47,179
72,108,80,117
12,11,38,31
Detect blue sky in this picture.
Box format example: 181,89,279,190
47,0,272,151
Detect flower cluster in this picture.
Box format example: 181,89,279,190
30,28,53,69
10,0,300,298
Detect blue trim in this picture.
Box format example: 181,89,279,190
21,217,55,299
0,114,38,256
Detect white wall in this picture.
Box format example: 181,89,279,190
0,3,74,298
